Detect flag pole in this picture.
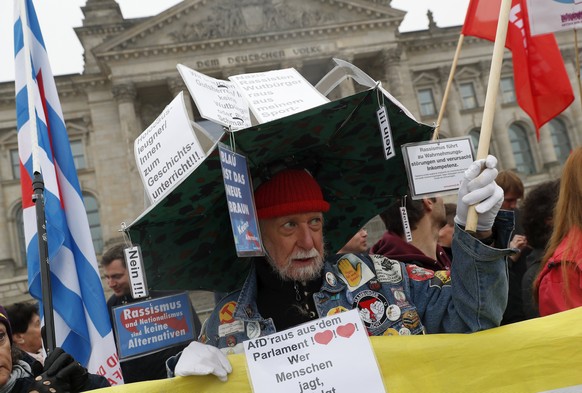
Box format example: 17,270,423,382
465,0,512,233
433,34,465,140
19,0,56,353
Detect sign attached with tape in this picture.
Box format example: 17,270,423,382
124,245,148,299
112,292,196,359
377,106,395,160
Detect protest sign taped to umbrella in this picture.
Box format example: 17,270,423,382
401,137,475,199
229,68,329,123
124,245,149,299
177,64,252,129
244,309,385,393
112,292,196,359
134,92,206,203
218,143,263,256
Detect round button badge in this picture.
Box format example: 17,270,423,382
325,272,337,287
386,304,402,321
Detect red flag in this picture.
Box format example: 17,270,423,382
462,0,574,139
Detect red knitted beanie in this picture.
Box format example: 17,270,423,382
254,169,330,219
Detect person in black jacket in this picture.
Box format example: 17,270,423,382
101,245,202,383
1,304,109,393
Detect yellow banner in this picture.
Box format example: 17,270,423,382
98,307,582,393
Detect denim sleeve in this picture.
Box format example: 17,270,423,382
493,209,516,249
166,352,181,378
410,225,512,333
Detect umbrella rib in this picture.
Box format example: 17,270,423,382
330,88,375,140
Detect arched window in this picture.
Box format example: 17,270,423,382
469,128,480,152
548,118,572,164
14,205,27,266
83,194,103,254
508,123,535,174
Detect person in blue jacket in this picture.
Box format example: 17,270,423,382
168,156,512,381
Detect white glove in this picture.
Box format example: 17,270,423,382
454,155,504,231
174,341,232,382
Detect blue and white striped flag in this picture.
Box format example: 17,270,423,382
14,0,123,384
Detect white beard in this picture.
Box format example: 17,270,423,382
267,248,325,282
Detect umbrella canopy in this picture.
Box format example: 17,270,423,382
127,87,434,292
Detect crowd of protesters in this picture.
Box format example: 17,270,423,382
4,146,581,386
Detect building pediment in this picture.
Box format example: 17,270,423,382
455,66,480,80
93,0,405,56
412,72,439,85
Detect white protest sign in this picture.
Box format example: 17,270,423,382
124,245,148,299
177,63,252,129
135,92,206,203
229,68,329,124
401,137,475,200
244,310,385,393
527,0,582,36
376,106,395,160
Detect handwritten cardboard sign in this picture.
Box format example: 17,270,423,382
229,68,329,123
112,292,196,359
218,144,263,256
134,92,206,203
177,64,252,129
244,310,385,393
402,137,475,199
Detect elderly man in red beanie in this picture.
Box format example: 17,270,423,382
167,155,513,381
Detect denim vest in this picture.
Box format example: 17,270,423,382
166,226,513,375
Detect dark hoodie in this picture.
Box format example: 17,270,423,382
370,231,451,271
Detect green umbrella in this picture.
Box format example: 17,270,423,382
126,87,434,292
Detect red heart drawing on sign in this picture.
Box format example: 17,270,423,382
336,323,355,338
314,330,334,345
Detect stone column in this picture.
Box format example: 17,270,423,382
491,108,516,170
112,83,139,153
381,47,404,99
478,60,516,169
538,126,559,168
168,77,194,120
439,66,463,137
111,83,144,200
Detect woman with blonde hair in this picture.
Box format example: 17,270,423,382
535,147,582,316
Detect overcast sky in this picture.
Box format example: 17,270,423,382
0,0,470,82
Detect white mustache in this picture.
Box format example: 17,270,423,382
290,249,320,260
